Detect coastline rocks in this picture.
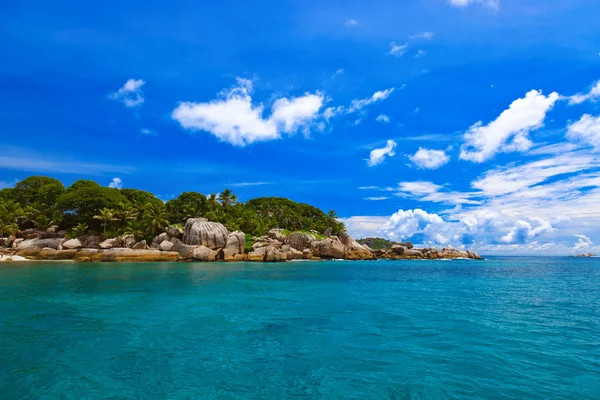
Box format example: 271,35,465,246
167,225,184,239
99,238,120,249
159,241,174,252
62,238,82,249
223,231,246,261
151,232,169,248
183,218,228,249
267,228,287,242
319,238,346,259
192,245,215,262
287,232,316,251
99,249,179,262
339,230,375,260
391,245,406,255
323,227,333,236
80,235,102,249
17,247,42,258
248,246,267,262
285,247,304,260
121,234,136,248
265,246,286,262
132,240,147,250
40,248,77,260
0,235,16,248
17,238,64,250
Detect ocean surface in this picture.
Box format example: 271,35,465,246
1,257,599,399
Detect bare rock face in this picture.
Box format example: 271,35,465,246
192,245,215,262
80,235,102,249
339,231,375,260
267,228,287,243
287,232,316,251
40,248,77,260
223,231,246,261
17,238,64,250
151,232,169,248
62,238,82,249
323,227,333,236
12,238,24,249
121,234,136,248
391,245,406,255
167,225,184,239
264,246,286,262
159,241,174,251
177,244,196,259
132,240,147,250
319,238,346,259
97,249,179,262
285,247,304,260
248,246,267,262
99,238,120,249
183,218,229,250
302,249,313,259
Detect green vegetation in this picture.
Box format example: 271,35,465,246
0,175,344,242
357,237,396,250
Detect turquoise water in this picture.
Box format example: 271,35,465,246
1,258,599,399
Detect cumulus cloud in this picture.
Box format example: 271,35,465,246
389,42,408,57
568,80,600,105
573,234,593,250
109,177,123,189
381,209,457,244
368,140,397,166
408,148,450,169
448,0,499,9
409,32,434,40
172,78,324,146
567,114,600,151
501,218,553,244
109,79,146,107
460,90,560,162
376,114,390,123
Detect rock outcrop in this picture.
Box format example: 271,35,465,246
223,231,246,261
62,238,82,249
183,218,229,249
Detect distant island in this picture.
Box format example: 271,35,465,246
575,253,596,257
0,176,482,262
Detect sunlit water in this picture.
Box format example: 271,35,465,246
1,257,599,399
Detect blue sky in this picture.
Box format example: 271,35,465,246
1,0,600,254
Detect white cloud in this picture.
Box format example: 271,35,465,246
471,152,600,196
348,88,395,113
408,148,450,169
332,69,344,79
573,234,593,250
568,80,600,105
109,177,123,189
397,181,479,205
389,42,408,57
109,79,146,108
409,32,434,40
414,50,427,58
376,114,390,123
367,140,397,167
365,196,391,201
501,218,553,244
345,19,358,26
448,0,499,9
567,114,600,151
230,181,273,187
413,107,420,114
381,209,456,244
172,78,324,146
460,90,560,162
140,128,157,136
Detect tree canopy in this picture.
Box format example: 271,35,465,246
0,176,344,241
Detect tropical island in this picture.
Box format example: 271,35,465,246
0,176,482,262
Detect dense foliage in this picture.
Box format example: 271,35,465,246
357,237,396,250
0,176,344,241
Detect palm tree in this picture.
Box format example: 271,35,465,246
142,203,169,236
123,220,144,240
32,215,55,231
219,189,237,208
114,201,139,229
93,207,117,237
207,193,219,209
71,223,88,238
